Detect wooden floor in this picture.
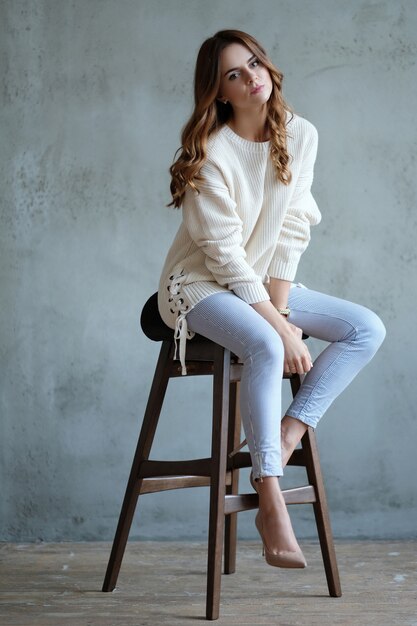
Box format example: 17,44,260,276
0,540,416,625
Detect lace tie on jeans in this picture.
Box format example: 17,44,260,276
168,270,194,375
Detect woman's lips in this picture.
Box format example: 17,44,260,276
250,84,264,95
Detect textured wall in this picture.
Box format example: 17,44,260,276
1,0,416,541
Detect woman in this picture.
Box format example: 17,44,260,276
157,29,385,569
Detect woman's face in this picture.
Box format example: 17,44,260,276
217,42,273,111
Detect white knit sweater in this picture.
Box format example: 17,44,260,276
157,112,322,373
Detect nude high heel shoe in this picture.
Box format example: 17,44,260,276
250,471,307,569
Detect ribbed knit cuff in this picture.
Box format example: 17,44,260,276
268,257,299,282
232,281,270,304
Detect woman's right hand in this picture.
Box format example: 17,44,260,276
280,325,313,375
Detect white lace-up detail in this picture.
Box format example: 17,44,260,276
167,269,195,375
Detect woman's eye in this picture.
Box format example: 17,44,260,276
251,59,260,67
229,72,239,81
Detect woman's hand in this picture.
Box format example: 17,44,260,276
281,323,313,375
249,299,313,375
286,321,302,340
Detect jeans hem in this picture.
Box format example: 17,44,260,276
284,412,317,429
252,466,283,479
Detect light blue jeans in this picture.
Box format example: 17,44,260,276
185,284,386,479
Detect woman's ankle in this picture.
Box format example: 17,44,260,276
256,475,280,495
281,415,308,467
257,478,286,512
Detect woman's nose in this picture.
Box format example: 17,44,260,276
246,70,258,83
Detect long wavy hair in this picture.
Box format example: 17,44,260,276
167,29,294,208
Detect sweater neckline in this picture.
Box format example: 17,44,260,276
220,124,270,151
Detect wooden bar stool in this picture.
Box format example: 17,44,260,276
102,292,342,620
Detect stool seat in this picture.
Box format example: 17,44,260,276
103,291,342,620
140,292,214,344
140,292,309,344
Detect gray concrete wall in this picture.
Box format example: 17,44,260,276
1,0,416,542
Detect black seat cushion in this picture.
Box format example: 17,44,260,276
140,293,173,341
140,292,210,343
140,292,309,342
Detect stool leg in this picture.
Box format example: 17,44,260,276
302,427,342,597
102,340,172,592
224,380,240,575
290,374,342,597
206,346,231,620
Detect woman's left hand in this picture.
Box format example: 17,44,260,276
283,321,312,374
286,321,303,340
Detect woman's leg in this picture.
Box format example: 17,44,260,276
280,285,386,462
186,291,302,555
281,416,309,468
186,291,285,479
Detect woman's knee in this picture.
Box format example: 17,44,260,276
248,329,284,366
357,307,386,354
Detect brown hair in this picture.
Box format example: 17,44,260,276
167,29,294,208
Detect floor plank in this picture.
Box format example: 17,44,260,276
0,540,416,625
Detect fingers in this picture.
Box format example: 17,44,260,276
302,354,314,373
284,354,313,375
282,334,313,375
292,361,312,375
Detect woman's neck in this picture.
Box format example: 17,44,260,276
227,109,270,142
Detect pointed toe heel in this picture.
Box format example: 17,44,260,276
254,511,307,569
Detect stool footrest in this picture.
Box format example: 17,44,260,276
139,458,213,478
139,475,228,494
283,484,316,505
224,485,316,515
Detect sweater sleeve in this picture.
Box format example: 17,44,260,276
182,158,270,304
268,124,322,282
